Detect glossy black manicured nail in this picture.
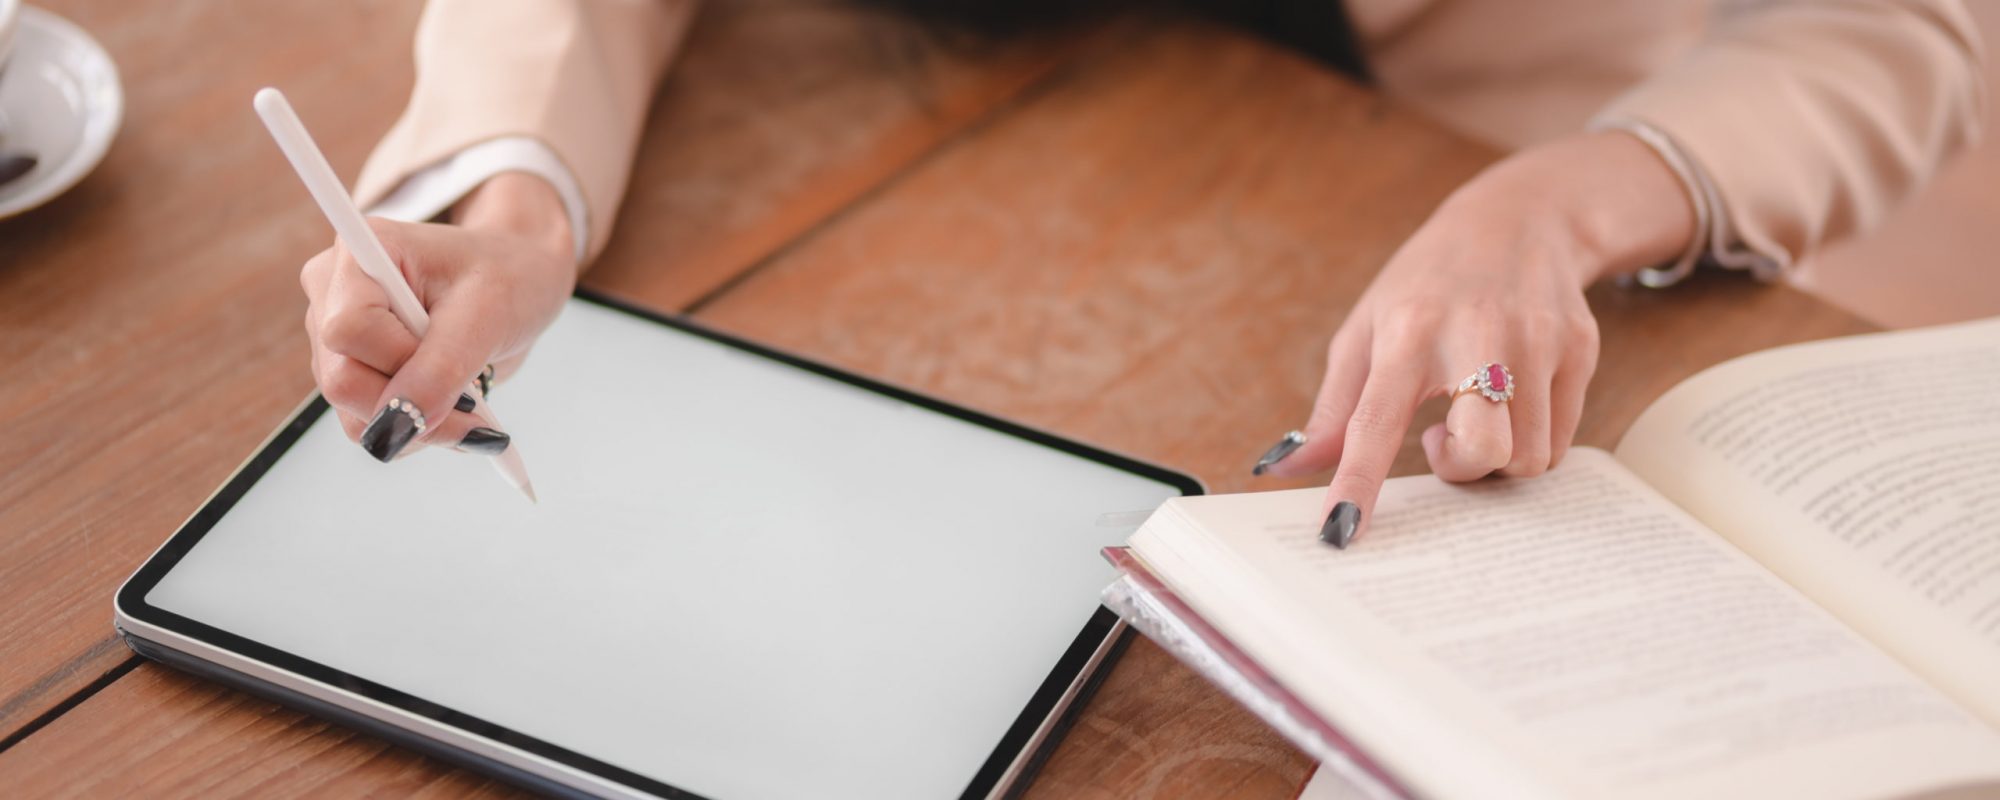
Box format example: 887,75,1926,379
1251,430,1308,476
455,392,478,413
360,397,426,463
1319,501,1360,549
0,153,35,187
456,427,511,455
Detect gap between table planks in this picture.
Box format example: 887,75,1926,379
0,9,1872,800
0,0,1087,751
689,20,1872,797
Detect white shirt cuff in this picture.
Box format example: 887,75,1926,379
364,136,590,264
1589,117,1786,288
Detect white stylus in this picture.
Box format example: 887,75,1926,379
254,87,537,502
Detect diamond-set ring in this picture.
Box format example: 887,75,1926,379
1451,362,1514,403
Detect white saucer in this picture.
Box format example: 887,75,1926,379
0,5,121,219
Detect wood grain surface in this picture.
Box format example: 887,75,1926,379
0,0,1072,750
0,0,424,746
584,0,1089,310
0,663,520,798
0,3,1873,799
689,20,1874,797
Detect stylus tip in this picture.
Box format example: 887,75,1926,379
507,472,538,503
488,448,537,503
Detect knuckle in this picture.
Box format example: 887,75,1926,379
299,251,333,292
1459,432,1510,470
1575,327,1602,365
1307,393,1347,432
1375,303,1440,342
1517,306,1564,335
320,361,378,410
1504,444,1552,478
1345,401,1403,443
1564,311,1599,341
1571,344,1601,377
1567,315,1600,355
320,308,384,356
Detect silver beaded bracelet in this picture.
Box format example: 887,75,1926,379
1593,118,1713,288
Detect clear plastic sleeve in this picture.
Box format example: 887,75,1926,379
1099,547,1409,800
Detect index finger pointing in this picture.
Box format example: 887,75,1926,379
1320,357,1427,549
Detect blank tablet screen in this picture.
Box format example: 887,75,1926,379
141,297,1189,799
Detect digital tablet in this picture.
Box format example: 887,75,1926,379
115,292,1200,799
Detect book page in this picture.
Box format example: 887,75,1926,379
1615,317,2000,727
1132,450,2000,800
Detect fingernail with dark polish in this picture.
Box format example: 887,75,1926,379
1252,430,1308,476
360,397,426,463
1320,501,1360,549
456,427,511,455
455,392,478,413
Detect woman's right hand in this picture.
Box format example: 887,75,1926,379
299,172,575,462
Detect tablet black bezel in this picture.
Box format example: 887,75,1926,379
116,289,1203,800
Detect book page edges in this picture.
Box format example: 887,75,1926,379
1099,547,1409,800
1131,454,2000,798
1131,497,1565,799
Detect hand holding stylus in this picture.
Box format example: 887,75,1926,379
258,88,573,500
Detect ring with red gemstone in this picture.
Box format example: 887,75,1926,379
1452,363,1514,403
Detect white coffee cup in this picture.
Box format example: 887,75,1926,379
0,0,17,66
0,0,18,86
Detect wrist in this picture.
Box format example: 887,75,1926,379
1443,132,1697,287
451,172,577,271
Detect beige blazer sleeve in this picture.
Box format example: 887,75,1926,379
353,0,697,263
1596,0,1985,269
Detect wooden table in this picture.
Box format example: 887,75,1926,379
0,2,1872,797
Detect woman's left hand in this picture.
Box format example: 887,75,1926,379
1255,132,1697,547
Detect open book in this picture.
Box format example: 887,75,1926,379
1109,316,2000,799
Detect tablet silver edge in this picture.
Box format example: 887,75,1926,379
986,617,1129,799
107,393,1170,799
112,599,1128,800
110,603,649,798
